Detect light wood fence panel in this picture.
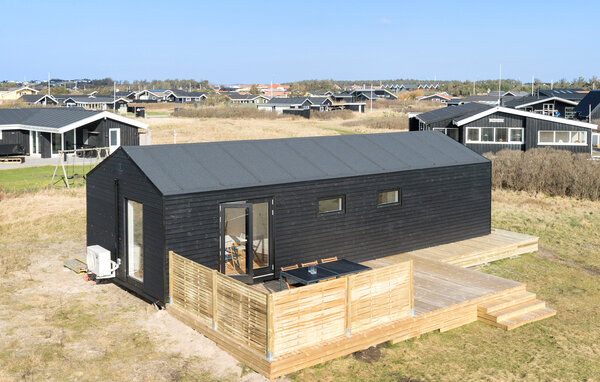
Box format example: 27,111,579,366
350,260,413,333
215,272,268,355
271,278,346,357
169,252,213,326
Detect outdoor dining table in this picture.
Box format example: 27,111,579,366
279,259,371,290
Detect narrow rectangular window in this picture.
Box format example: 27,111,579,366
467,128,480,142
539,131,554,143
127,199,144,282
378,190,400,206
481,128,494,142
495,127,508,142
509,128,523,143
571,131,586,144
318,197,343,214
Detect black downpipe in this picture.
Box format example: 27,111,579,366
114,179,120,269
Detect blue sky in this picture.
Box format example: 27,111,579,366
1,0,598,84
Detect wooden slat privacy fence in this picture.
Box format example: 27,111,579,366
169,252,268,355
169,251,413,361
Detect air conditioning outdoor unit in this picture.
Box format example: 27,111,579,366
86,245,120,279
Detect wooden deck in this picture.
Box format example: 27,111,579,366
166,230,554,380
398,228,539,268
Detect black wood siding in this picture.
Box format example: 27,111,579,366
86,149,164,302
525,117,591,154
41,132,51,158
164,162,491,285
84,119,139,147
0,129,29,154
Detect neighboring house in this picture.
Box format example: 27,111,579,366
19,94,59,106
137,89,170,101
573,90,600,121
86,131,491,303
306,97,333,111
488,90,529,98
503,96,578,119
538,88,588,102
225,93,270,104
418,92,452,103
350,88,398,101
165,90,208,103
454,95,517,106
116,91,138,100
0,108,147,158
257,97,313,114
63,95,130,111
0,86,39,102
410,104,597,154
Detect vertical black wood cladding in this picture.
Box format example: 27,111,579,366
41,132,51,158
95,119,139,147
0,129,29,153
86,149,164,301
164,162,491,281
525,117,591,154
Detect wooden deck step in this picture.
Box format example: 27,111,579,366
482,307,557,330
478,291,537,315
480,299,546,323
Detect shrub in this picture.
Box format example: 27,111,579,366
485,148,600,200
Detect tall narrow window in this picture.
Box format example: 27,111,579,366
127,199,144,282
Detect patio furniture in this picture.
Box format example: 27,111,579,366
280,258,371,290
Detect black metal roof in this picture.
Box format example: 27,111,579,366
120,131,488,196
574,90,600,117
266,97,310,105
414,102,491,124
0,107,102,128
538,88,588,101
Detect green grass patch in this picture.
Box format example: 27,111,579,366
0,165,94,193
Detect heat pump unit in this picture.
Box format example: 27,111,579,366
86,245,120,279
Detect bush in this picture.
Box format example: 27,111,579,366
173,105,293,120
485,148,600,200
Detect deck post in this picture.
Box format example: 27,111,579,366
211,270,218,330
168,251,173,305
345,275,353,337
409,260,414,316
266,293,274,361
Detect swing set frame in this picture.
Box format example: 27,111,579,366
50,147,109,189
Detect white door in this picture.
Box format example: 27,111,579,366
109,128,121,154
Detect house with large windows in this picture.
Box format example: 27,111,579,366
0,108,148,158
410,104,598,154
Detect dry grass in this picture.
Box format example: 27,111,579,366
144,115,404,145
173,105,293,120
0,188,267,382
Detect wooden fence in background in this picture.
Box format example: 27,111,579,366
168,251,413,377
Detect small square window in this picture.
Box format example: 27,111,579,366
318,197,343,214
378,190,400,206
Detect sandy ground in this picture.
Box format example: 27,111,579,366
0,190,284,381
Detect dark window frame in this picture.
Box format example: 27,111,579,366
377,188,402,208
317,195,345,216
